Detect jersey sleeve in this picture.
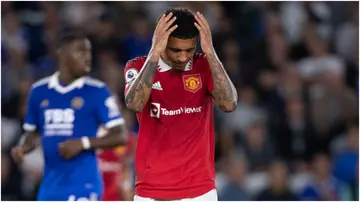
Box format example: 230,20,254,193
95,86,124,129
123,56,146,95
23,88,39,132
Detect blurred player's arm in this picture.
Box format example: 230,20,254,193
58,90,127,159
125,12,177,112
19,131,40,153
58,125,126,160
194,12,237,112
88,124,126,149
11,88,41,164
89,90,127,149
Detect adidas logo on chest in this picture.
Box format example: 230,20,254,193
152,81,163,91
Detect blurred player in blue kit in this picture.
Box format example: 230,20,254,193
10,33,127,201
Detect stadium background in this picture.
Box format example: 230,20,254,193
1,1,359,201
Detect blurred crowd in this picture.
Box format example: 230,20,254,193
1,1,359,201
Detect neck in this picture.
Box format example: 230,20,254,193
160,53,172,67
58,66,77,85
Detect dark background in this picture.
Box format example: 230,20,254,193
1,1,359,201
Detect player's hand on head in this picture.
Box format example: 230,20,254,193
152,12,178,56
194,12,214,55
58,139,84,160
11,146,25,164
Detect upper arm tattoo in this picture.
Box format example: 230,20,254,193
125,59,158,112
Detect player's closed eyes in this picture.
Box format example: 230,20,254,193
169,48,195,53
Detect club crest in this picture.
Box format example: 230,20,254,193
40,99,49,107
183,74,202,93
71,97,84,109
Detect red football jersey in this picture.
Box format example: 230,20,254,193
124,53,216,199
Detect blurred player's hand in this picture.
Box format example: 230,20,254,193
58,139,84,159
194,12,214,55
11,146,25,164
152,12,178,57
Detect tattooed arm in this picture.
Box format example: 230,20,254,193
125,52,159,112
125,12,177,112
194,12,237,112
207,51,238,112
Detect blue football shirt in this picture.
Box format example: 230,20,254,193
23,72,124,201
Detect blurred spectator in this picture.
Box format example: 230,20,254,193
98,50,124,93
334,2,359,67
307,64,358,152
218,154,249,201
1,117,21,151
289,160,313,194
331,121,359,186
32,2,60,80
1,2,358,200
2,11,32,103
281,2,332,44
300,153,352,200
255,160,299,200
1,151,25,200
90,12,126,69
122,11,152,61
219,86,267,158
242,121,276,172
220,38,241,84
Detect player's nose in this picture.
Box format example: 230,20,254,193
177,52,188,63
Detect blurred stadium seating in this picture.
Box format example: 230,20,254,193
1,1,358,201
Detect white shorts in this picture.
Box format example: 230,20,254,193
134,189,218,201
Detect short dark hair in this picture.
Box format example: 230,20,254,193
57,32,87,49
164,8,199,39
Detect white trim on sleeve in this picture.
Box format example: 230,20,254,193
104,118,125,129
23,123,36,132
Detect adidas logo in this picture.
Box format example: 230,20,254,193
152,81,163,91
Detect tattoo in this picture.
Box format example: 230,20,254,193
125,57,158,112
207,52,238,112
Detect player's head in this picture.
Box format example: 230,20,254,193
57,32,92,78
163,8,199,71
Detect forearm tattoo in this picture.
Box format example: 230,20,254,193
125,60,157,112
207,53,237,112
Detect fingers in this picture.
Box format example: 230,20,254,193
194,12,210,33
163,12,174,25
167,24,178,34
164,16,177,32
194,22,202,32
11,147,24,164
58,143,68,159
157,12,175,31
155,13,166,29
194,22,206,39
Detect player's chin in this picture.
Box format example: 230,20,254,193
173,65,186,71
83,65,92,74
76,67,90,77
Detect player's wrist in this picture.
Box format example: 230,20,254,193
81,136,91,150
204,48,215,56
149,49,161,62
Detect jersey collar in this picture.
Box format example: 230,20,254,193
48,72,86,94
158,57,192,72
